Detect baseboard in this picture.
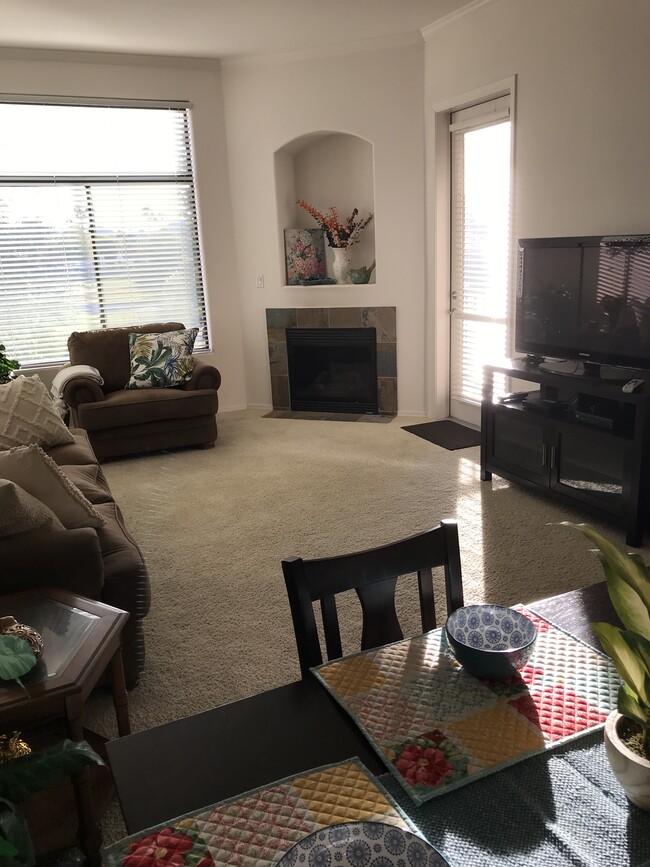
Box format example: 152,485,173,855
219,402,251,412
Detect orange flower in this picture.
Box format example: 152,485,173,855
296,200,372,249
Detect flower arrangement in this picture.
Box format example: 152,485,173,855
296,200,373,249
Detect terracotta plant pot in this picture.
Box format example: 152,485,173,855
604,710,650,810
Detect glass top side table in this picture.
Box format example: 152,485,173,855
0,586,131,866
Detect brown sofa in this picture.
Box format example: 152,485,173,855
62,322,221,461
2,429,150,688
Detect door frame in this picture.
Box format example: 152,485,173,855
425,75,517,421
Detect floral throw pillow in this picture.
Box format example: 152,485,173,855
126,328,199,389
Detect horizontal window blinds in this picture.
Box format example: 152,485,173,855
0,101,207,366
450,96,511,405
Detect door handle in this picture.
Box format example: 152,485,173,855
549,445,556,469
542,444,547,466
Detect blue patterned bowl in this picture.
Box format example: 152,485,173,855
445,604,537,679
278,821,450,867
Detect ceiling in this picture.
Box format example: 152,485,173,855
0,0,474,62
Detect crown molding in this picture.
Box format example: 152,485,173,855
221,31,422,69
0,45,221,71
422,0,505,39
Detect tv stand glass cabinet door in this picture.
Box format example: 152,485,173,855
480,359,649,547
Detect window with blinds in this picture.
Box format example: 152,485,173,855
449,95,511,408
0,99,208,366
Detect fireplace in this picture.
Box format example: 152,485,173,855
266,307,397,415
286,327,378,414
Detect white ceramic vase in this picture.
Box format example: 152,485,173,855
603,710,650,810
331,247,351,284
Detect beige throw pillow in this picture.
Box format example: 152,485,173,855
0,444,105,530
0,479,65,539
0,375,75,450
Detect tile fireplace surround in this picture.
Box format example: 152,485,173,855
266,307,397,415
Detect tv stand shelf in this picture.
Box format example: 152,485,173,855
481,359,650,546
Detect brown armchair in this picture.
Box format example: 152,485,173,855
62,322,221,460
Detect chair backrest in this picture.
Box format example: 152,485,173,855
67,322,185,393
282,519,464,678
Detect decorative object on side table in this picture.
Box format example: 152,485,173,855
561,521,650,810
0,345,20,384
0,631,104,865
284,228,327,285
0,618,43,661
296,200,373,284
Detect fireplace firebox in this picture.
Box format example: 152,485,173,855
286,327,378,414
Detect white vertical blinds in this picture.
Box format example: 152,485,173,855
0,100,207,366
450,96,511,405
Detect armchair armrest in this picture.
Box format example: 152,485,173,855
62,377,105,409
184,356,221,392
2,527,105,598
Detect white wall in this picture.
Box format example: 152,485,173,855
221,41,427,414
424,0,650,410
0,49,247,410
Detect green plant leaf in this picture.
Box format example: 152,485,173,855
0,798,32,866
622,630,650,680
557,522,650,635
0,741,104,804
618,685,647,727
592,622,648,705
0,839,17,858
0,637,36,683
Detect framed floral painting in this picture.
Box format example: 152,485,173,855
284,228,327,285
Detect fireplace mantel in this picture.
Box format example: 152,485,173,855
265,307,397,415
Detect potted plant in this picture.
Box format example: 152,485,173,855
0,345,20,385
562,522,650,810
0,634,104,865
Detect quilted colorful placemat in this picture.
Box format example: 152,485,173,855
313,608,621,806
103,758,415,867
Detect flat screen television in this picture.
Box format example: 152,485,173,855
515,234,650,377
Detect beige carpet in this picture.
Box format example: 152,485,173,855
85,408,644,842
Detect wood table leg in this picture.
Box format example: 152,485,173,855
65,695,102,866
111,648,131,737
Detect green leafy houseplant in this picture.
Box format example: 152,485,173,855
562,522,650,758
0,636,104,865
0,346,20,385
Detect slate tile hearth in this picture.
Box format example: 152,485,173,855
264,410,393,423
266,306,397,415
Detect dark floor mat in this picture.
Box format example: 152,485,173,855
401,420,481,450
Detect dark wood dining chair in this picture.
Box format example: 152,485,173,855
282,519,464,678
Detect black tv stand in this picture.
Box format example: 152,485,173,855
481,358,650,546
516,354,545,368
538,359,635,382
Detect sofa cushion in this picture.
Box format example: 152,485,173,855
93,501,150,619
0,444,105,530
76,387,218,432
0,479,65,538
126,328,199,389
0,375,75,450
68,322,185,393
47,428,98,467
60,463,113,505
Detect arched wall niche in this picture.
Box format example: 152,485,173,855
274,130,376,286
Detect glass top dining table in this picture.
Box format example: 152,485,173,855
106,582,650,866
